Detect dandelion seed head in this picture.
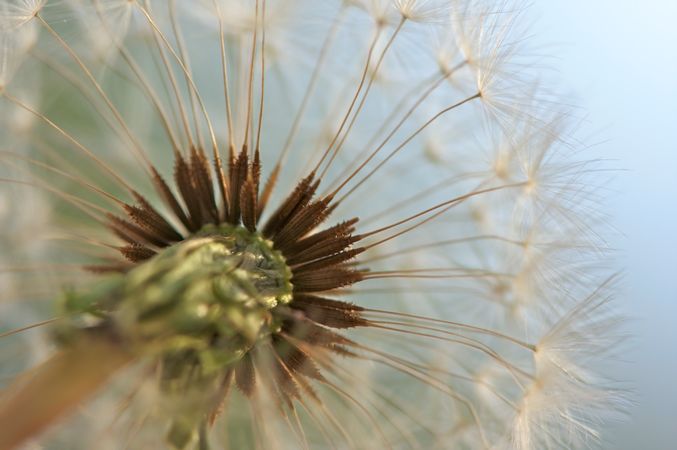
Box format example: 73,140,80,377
0,0,45,29
392,0,451,24
0,0,626,448
64,0,134,60
0,18,38,90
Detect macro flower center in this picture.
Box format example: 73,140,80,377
56,224,296,448
60,223,294,362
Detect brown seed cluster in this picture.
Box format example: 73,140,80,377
99,143,372,405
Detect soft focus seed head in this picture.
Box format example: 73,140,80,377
0,17,38,90
0,0,45,29
392,0,451,24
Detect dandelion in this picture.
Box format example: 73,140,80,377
0,0,624,449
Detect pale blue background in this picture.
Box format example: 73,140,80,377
530,2,677,449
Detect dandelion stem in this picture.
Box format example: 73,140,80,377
0,338,133,450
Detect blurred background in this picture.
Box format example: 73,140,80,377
529,1,677,448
